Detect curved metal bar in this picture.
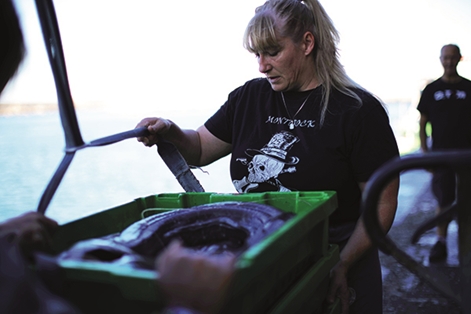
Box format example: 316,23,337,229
362,151,471,304
36,126,154,213
34,0,84,149
86,127,149,148
34,0,82,215
58,126,150,153
411,202,457,244
34,0,152,214
37,153,75,214
34,0,204,213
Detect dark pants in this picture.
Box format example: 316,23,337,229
348,248,382,313
432,168,456,208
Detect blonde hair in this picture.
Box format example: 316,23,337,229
243,0,362,126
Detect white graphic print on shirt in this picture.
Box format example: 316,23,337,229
233,131,300,193
434,89,467,101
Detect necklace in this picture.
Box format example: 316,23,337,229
281,90,314,129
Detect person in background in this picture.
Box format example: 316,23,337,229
0,1,81,312
417,44,471,262
0,0,59,257
0,0,59,256
137,0,399,312
0,213,73,314
0,0,24,93
0,211,59,259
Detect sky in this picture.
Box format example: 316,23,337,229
2,0,471,118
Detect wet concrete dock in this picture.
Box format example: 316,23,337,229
380,168,461,313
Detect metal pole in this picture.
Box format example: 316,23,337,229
457,167,471,313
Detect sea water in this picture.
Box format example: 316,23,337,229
0,109,234,224
0,101,416,225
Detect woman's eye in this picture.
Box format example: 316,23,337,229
254,50,278,59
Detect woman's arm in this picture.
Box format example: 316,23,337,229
327,176,399,313
136,118,231,166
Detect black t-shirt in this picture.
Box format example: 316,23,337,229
417,77,471,150
205,78,398,227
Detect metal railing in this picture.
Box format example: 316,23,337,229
362,151,471,312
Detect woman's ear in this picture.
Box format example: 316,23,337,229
303,31,315,56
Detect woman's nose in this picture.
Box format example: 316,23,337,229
258,55,271,74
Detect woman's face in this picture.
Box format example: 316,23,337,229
256,35,312,92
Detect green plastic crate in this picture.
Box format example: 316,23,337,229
50,191,337,313
268,244,339,314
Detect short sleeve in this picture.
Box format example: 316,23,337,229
349,98,399,182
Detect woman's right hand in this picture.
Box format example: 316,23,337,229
135,117,172,147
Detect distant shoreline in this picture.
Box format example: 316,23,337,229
0,102,103,116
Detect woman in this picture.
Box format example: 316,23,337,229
137,0,399,312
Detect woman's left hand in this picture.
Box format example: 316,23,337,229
327,260,351,314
